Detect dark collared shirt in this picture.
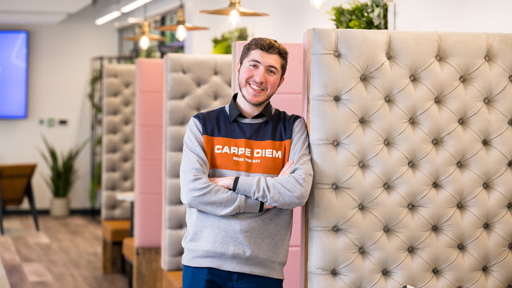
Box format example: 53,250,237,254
228,93,273,122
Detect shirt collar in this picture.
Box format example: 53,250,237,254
228,93,273,122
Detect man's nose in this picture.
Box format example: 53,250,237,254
253,68,265,82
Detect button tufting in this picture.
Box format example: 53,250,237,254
457,286,462,288
358,203,364,210
458,243,464,250
457,161,463,168
508,160,512,167
358,161,364,168
483,182,488,189
432,182,438,188
332,140,339,146
383,226,389,232
333,51,340,58
333,95,341,102
332,226,339,232
483,97,490,104
458,118,464,125
409,118,415,124
509,243,512,249
432,225,438,231
509,119,512,125
482,139,488,146
459,76,465,82
384,96,391,102
382,269,388,275
432,139,438,145
383,182,390,189
386,53,392,59
332,183,338,189
359,247,365,254
410,75,415,81
408,246,414,253
360,75,367,81
434,96,440,103
383,139,390,146
483,222,490,229
509,75,512,82
359,117,365,124
408,203,414,210
457,202,463,209
507,203,512,209
432,268,439,274
482,265,488,272
485,55,490,61
331,269,337,275
435,55,441,61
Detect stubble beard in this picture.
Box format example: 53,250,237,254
238,81,273,108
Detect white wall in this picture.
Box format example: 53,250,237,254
1,0,511,210
0,3,118,210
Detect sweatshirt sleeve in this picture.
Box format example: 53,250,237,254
235,118,313,210
180,117,262,216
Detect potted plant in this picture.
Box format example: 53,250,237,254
330,0,388,30
39,136,87,217
212,27,248,54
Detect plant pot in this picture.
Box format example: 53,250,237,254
50,197,70,217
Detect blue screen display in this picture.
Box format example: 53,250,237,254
0,30,28,119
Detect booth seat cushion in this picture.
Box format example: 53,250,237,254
165,271,183,288
102,220,131,243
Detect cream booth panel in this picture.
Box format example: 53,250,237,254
161,54,232,270
305,28,512,288
101,64,136,220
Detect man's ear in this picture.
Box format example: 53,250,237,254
237,62,241,73
278,76,285,88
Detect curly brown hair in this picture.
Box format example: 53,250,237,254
239,37,288,79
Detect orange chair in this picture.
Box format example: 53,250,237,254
0,163,39,234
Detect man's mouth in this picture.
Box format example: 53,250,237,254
249,83,264,92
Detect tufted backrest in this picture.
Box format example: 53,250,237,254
305,28,512,288
101,64,136,220
161,54,232,270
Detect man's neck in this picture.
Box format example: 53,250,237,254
236,98,266,119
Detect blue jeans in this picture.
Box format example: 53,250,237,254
183,265,284,288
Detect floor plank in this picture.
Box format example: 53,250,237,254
0,215,128,288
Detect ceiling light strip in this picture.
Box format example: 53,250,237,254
95,11,122,25
120,0,153,13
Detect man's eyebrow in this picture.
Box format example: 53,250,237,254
247,59,280,72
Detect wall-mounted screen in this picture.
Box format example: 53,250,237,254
0,30,28,119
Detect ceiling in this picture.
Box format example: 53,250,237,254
0,0,109,26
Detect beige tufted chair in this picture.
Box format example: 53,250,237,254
100,63,136,274
162,54,232,286
304,29,512,288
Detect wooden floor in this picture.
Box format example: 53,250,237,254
0,214,128,288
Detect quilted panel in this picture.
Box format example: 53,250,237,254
101,64,135,220
162,54,232,270
306,29,512,288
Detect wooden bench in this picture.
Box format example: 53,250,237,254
164,271,183,288
102,220,130,274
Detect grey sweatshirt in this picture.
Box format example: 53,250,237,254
180,100,313,279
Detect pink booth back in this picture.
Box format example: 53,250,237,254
134,58,165,247
233,42,305,288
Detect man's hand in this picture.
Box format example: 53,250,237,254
209,161,294,210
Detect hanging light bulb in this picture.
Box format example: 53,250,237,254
138,35,150,50
176,24,187,41
157,2,208,41
310,0,326,9
229,9,240,27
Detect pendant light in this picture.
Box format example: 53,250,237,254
310,0,326,9
122,4,165,50
199,0,269,28
157,1,208,42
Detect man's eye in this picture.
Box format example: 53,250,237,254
268,69,277,75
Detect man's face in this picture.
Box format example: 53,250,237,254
237,49,285,108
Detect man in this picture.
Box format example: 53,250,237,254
180,37,313,288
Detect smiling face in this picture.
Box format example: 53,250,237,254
236,49,285,115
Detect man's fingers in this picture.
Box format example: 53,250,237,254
278,160,294,177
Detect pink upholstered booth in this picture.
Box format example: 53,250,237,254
233,42,306,288
132,58,165,287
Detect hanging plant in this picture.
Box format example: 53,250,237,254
331,0,388,30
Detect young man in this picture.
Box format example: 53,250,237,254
180,37,313,288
